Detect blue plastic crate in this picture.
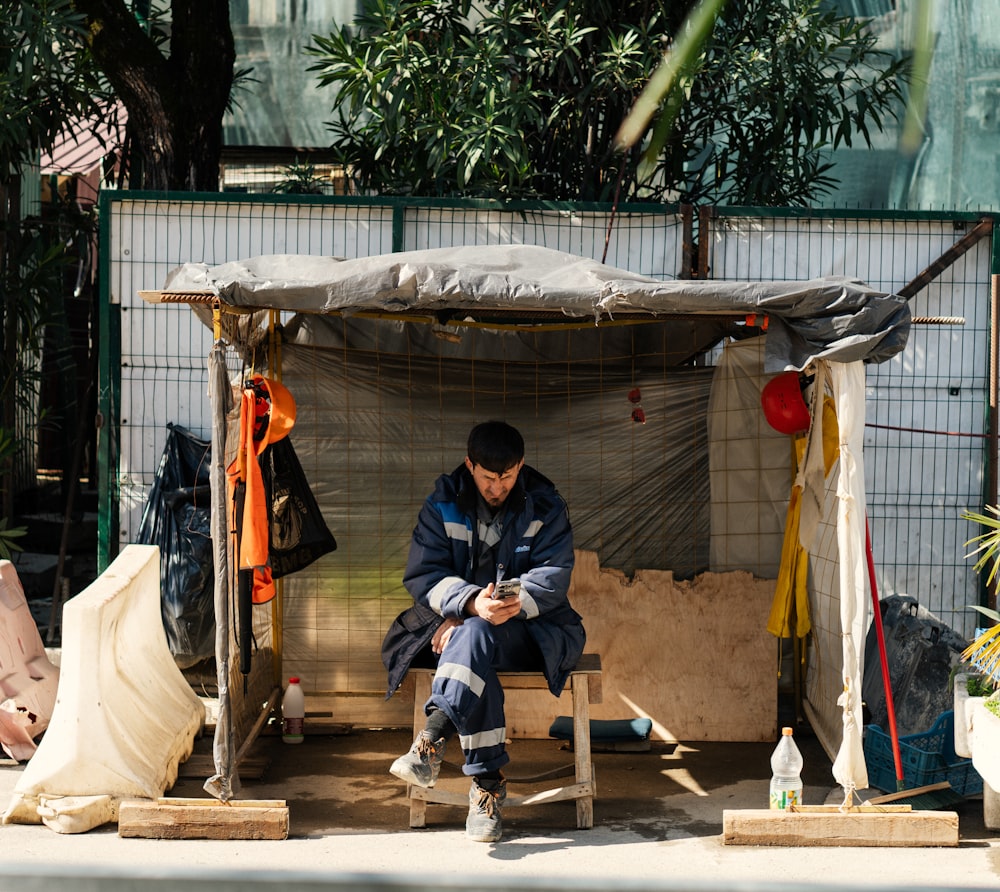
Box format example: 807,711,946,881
863,710,983,797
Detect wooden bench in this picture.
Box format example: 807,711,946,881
404,653,602,829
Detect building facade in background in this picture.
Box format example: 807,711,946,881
820,0,999,210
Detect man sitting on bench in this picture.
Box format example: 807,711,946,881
381,420,586,843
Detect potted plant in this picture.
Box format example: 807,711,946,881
959,506,1000,823
952,661,995,758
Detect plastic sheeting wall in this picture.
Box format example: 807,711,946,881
275,315,713,693
110,199,683,549
707,337,789,578
707,336,869,769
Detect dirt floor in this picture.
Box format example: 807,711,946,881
187,726,812,837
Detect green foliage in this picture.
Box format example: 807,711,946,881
1,215,76,409
0,2,106,519
616,0,726,165
0,515,26,560
962,628,1000,689
0,0,112,178
664,0,909,205
962,505,1000,586
960,506,1000,686
969,604,1000,625
272,159,327,195
0,203,85,524
0,430,25,559
967,673,996,699
307,0,908,205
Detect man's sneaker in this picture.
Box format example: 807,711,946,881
389,730,446,787
466,775,507,843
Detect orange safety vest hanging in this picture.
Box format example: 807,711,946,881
227,374,297,604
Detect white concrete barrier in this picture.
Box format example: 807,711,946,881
1,545,204,831
0,561,60,760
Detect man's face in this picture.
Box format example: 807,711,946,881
465,457,523,510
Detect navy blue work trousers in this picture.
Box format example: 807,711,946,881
427,616,543,776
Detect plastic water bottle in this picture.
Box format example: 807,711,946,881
769,726,803,809
282,677,305,744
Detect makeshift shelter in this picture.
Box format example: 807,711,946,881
143,244,911,804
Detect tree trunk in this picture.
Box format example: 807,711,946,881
74,0,235,191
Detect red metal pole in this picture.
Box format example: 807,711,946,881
866,517,904,789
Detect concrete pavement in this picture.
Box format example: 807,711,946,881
1,728,998,889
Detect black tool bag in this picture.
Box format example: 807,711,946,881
259,435,337,578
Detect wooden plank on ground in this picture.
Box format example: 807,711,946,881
722,808,959,847
118,797,288,840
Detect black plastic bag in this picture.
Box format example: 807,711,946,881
136,424,216,668
260,436,337,578
862,594,969,736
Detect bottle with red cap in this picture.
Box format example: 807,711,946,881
281,677,305,744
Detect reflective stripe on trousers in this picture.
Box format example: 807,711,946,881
427,616,542,776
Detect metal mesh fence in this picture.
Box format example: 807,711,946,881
710,210,994,635
100,194,997,704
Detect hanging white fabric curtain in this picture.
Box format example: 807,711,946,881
830,360,869,796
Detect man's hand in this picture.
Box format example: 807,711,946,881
470,583,523,626
432,617,463,654
436,584,523,654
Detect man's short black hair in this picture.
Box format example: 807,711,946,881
467,421,524,473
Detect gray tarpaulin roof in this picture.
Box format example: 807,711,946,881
159,244,911,371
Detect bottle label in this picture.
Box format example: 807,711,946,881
769,788,801,810
283,717,304,738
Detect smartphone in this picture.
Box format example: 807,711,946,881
492,579,521,600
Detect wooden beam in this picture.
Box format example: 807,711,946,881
235,686,281,764
722,808,958,847
898,218,994,300
409,781,596,809
118,798,289,840
865,781,952,805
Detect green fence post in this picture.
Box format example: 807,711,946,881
96,192,121,573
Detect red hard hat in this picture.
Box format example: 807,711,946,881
761,372,811,435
